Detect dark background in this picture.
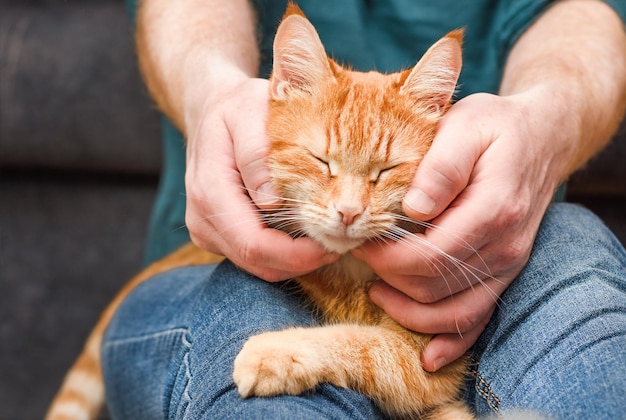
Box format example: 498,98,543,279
1,1,625,419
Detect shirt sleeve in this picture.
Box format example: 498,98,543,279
603,0,626,23
492,0,554,68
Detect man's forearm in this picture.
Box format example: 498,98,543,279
500,0,626,179
136,0,260,135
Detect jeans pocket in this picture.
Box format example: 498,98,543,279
166,331,193,420
102,328,191,419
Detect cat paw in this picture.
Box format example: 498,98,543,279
233,329,324,398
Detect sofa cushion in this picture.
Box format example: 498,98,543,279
0,1,162,175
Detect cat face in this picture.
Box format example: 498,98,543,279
266,6,462,254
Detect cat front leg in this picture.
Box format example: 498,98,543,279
232,324,469,418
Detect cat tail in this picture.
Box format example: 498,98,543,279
44,321,106,420
45,243,224,420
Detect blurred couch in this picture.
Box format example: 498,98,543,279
1,1,624,418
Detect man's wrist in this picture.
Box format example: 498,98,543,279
510,83,584,184
182,55,256,138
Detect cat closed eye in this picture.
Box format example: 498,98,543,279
312,154,338,176
370,164,400,183
313,155,329,166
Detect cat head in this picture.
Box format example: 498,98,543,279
266,4,462,254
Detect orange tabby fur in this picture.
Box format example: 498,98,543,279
45,244,223,420
232,5,471,419
47,4,472,419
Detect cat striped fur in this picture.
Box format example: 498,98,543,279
48,4,479,419
45,244,223,420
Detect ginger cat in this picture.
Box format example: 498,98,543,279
47,5,472,419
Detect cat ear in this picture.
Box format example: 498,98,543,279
271,5,335,100
400,29,463,112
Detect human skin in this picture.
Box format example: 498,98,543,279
136,0,626,370
356,0,626,371
137,0,338,281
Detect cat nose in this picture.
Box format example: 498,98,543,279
336,205,362,226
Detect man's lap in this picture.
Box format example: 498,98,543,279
467,203,626,417
103,203,626,418
102,263,382,418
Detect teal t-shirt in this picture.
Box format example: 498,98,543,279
254,0,550,93
142,0,626,264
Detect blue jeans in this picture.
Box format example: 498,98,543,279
102,203,626,419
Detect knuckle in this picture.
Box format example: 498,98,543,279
502,200,527,225
187,224,215,254
409,281,442,304
498,240,532,275
453,309,483,333
426,156,466,193
392,303,421,332
236,238,264,268
185,214,203,244
185,210,222,255
187,228,202,247
488,202,534,270
501,241,529,265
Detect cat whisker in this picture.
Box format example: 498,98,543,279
382,229,502,338
385,226,504,307
390,219,497,293
380,229,458,291
392,214,492,277
369,231,467,338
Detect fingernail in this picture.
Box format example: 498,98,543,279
368,282,386,307
404,188,436,215
254,182,280,208
432,357,447,372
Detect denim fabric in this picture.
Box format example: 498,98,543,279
103,203,626,419
466,203,626,418
102,264,382,419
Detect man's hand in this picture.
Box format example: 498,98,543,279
185,78,337,282
354,0,626,372
354,90,564,371
138,1,334,282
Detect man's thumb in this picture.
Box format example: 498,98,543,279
403,135,474,220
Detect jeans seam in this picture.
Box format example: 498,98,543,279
104,327,188,346
180,332,193,418
469,357,501,413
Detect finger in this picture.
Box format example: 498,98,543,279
355,247,482,304
186,103,336,281
370,253,499,305
421,308,493,372
356,176,492,279
188,166,336,281
233,234,339,282
368,276,505,334
357,174,526,304
225,79,282,210
403,99,488,220
354,212,493,301
190,198,337,281
354,227,482,279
